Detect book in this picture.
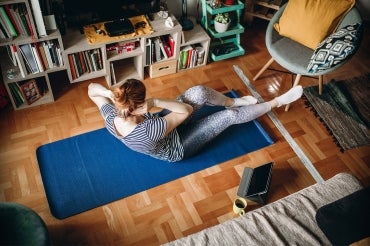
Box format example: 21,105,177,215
154,37,162,62
35,42,47,69
151,40,155,64
0,9,12,37
42,41,53,68
4,5,20,35
186,48,193,68
0,20,9,38
191,49,198,68
11,45,26,77
56,43,63,66
73,53,82,76
161,36,172,57
167,35,175,58
19,44,39,74
31,43,44,72
8,82,24,107
72,53,81,77
6,45,16,66
0,6,17,37
89,50,96,72
87,50,95,72
9,5,27,36
145,38,152,65
158,37,168,60
187,48,196,68
82,50,92,73
96,48,103,70
23,8,34,37
179,46,192,69
38,42,49,70
47,40,59,66
78,51,87,74
68,54,77,80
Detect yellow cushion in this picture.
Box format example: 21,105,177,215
274,0,355,50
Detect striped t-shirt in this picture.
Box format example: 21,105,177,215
100,103,184,162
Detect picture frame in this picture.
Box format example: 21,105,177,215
19,79,41,105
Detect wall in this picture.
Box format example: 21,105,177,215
166,0,370,22
357,0,370,21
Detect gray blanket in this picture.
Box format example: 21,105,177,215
165,173,363,246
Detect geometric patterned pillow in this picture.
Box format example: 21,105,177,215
307,23,363,73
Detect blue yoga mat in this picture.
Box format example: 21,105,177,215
36,91,274,219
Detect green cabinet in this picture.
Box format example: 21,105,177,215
201,0,245,61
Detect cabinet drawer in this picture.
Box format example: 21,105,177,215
149,59,177,78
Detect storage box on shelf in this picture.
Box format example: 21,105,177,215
149,58,177,78
0,0,66,110
201,0,245,61
178,19,210,72
244,0,287,24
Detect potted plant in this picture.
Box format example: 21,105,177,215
214,13,231,33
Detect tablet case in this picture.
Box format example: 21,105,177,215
104,18,134,37
237,162,273,205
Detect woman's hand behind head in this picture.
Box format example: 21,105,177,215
130,98,154,115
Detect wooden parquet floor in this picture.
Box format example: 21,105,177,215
0,20,369,245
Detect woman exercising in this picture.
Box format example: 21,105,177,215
88,79,303,162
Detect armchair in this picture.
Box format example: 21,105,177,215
253,3,362,111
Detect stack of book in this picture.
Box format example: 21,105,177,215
0,3,34,40
146,35,174,65
178,44,205,70
68,48,103,80
22,40,61,71
7,40,63,78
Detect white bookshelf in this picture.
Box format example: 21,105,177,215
0,5,211,109
0,0,66,110
63,14,184,87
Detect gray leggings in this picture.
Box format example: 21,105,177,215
174,85,271,158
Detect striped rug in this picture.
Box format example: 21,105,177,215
303,74,370,151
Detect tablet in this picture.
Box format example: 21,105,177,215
237,162,273,198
